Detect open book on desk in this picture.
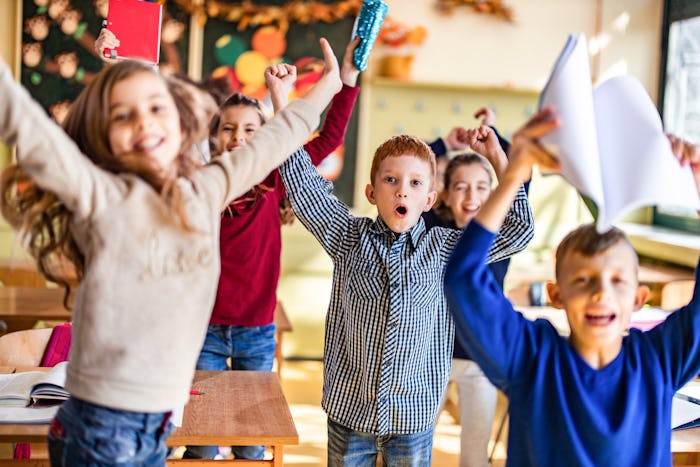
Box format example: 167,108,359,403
0,362,69,424
539,33,700,232
673,380,700,430
0,361,69,407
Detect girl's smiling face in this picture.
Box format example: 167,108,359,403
216,105,262,153
107,71,182,172
442,162,492,228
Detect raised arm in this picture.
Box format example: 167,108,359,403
475,107,559,232
201,38,342,209
0,56,119,219
279,148,354,259
265,63,297,113
304,37,361,165
464,124,533,262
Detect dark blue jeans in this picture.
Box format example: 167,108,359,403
48,397,172,467
183,323,276,460
327,417,434,467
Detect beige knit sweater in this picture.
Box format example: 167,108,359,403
0,60,318,412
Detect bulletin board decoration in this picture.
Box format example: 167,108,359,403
435,0,514,22
199,3,361,206
172,0,362,32
20,0,190,122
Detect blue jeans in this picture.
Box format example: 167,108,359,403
183,323,276,460
48,397,173,467
327,418,434,467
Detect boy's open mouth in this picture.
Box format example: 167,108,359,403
585,313,616,326
395,205,407,217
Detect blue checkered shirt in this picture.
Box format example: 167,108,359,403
280,148,533,435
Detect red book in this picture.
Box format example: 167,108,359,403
104,0,162,64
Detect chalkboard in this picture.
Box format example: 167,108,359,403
202,10,359,206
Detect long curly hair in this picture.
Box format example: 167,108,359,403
1,60,208,306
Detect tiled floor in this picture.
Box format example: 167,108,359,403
279,359,508,466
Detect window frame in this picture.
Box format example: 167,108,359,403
654,0,700,234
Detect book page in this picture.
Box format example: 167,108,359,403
673,381,700,429
0,363,68,407
539,33,604,209
593,75,700,231
29,361,69,402
0,371,46,406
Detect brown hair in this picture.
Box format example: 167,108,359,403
370,134,436,186
554,224,636,278
434,152,493,219
0,60,204,306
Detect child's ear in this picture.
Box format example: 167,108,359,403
546,281,563,309
634,284,650,310
365,183,376,205
424,190,438,212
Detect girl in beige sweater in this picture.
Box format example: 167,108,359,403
0,38,340,465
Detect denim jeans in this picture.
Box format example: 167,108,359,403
48,397,173,467
183,323,276,460
327,417,434,467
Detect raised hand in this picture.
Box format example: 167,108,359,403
340,36,361,87
466,125,508,178
265,63,297,113
667,133,700,196
444,127,469,152
474,106,496,127
300,38,342,114
506,107,561,184
94,28,119,63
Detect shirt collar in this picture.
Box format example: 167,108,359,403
370,216,426,249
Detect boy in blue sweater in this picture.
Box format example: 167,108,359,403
444,107,700,467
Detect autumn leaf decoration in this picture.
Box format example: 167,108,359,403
435,0,514,22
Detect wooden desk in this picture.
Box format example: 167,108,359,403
0,287,69,335
0,370,298,466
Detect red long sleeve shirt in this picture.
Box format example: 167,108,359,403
210,84,359,326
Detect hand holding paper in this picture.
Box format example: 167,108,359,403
539,33,700,231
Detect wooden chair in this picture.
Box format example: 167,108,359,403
661,280,695,311
0,259,46,287
0,328,53,367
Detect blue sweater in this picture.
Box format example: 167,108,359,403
444,221,700,467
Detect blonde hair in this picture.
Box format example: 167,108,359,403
1,60,205,305
370,135,436,186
